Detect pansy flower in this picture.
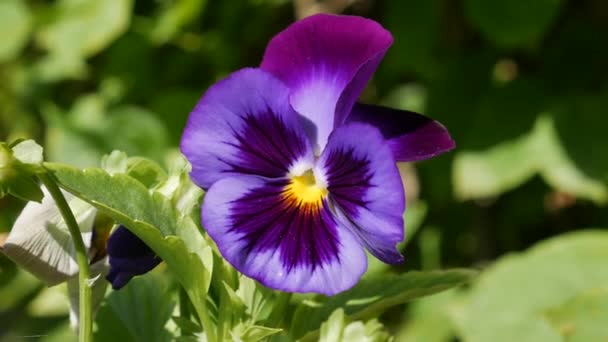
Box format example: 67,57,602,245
181,14,454,295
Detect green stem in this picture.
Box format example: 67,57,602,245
39,172,92,342
186,289,217,342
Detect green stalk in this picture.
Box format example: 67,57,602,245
39,172,92,342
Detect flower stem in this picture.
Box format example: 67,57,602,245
39,172,92,342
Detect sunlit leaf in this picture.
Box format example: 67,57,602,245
545,288,608,341
151,0,208,44
37,0,133,58
453,230,608,342
454,115,608,203
45,163,214,336
291,269,476,340
319,309,392,342
395,290,463,342
0,0,32,62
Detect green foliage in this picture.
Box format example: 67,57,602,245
44,95,169,167
453,115,608,203
0,141,43,202
95,273,174,342
1,0,608,340
45,162,214,336
453,230,608,342
291,269,475,340
0,0,31,62
36,0,133,80
546,288,608,341
464,0,563,47
319,309,391,342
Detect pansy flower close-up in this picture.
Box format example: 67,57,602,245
180,14,454,295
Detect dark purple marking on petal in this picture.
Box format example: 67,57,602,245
106,226,161,290
320,123,405,264
261,14,393,151
347,103,455,162
202,176,367,295
218,111,310,178
181,68,314,189
228,179,339,272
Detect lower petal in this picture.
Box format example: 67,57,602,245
347,103,455,162
319,123,405,264
202,175,367,295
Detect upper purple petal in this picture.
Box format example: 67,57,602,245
319,123,405,264
261,14,393,152
180,68,314,189
347,103,455,162
202,175,367,295
106,226,161,290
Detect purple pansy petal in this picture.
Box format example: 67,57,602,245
348,103,455,162
261,14,393,151
106,226,161,290
319,123,405,264
181,68,314,189
202,175,367,295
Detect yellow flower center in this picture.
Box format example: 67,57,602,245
285,170,328,206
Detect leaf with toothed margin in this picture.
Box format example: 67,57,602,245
290,269,476,341
43,162,213,330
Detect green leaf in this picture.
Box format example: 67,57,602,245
319,309,392,342
453,115,608,203
545,288,608,341
291,269,476,340
44,98,169,166
236,276,274,323
102,106,169,163
101,150,128,175
95,273,175,342
0,0,32,62
151,0,208,44
126,157,168,189
0,143,43,202
395,290,462,342
553,94,608,185
319,309,346,342
172,316,203,334
37,0,133,58
12,140,43,166
44,162,214,336
231,323,282,342
453,230,608,342
464,0,563,48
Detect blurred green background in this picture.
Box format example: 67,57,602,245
1,0,607,341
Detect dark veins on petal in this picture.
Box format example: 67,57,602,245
219,110,308,178
106,226,161,290
229,179,340,272
324,147,373,217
